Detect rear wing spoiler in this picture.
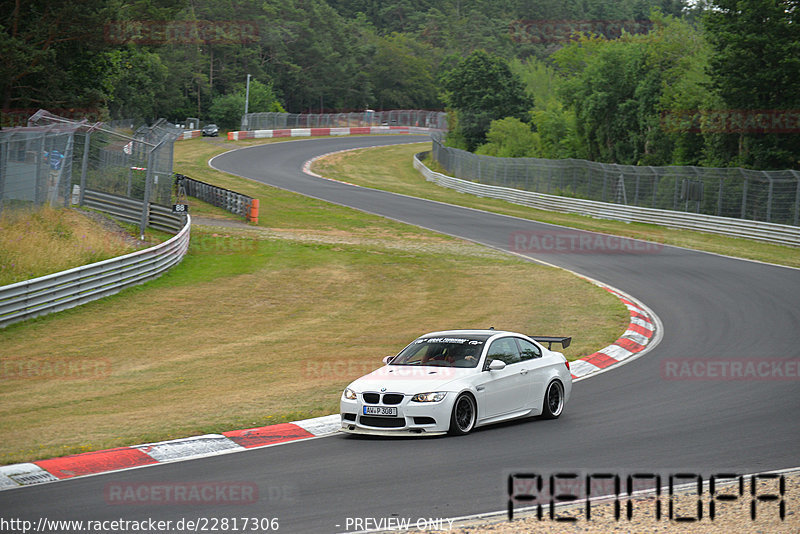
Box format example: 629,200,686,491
531,336,571,350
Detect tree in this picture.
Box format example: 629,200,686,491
703,0,800,169
105,48,170,122
209,79,284,130
553,34,650,164
367,32,441,110
476,117,540,157
549,12,711,166
439,50,532,150
0,0,186,117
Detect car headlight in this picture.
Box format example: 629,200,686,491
411,392,447,403
343,387,357,400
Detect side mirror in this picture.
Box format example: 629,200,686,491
488,359,506,371
382,355,395,365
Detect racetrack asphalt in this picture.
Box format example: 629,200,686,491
1,135,798,533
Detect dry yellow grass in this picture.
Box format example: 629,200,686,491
0,206,136,285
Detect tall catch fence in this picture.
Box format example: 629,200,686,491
242,110,447,131
0,121,78,210
0,110,183,234
431,133,800,226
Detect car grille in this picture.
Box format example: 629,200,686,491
362,393,380,404
382,394,404,405
362,392,404,405
342,413,356,422
359,416,405,428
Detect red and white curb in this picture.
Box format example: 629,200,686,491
227,126,433,141
0,415,340,491
568,281,660,381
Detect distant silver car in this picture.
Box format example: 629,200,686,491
340,329,572,436
202,124,219,137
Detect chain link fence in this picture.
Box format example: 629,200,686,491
431,133,800,226
1,111,181,225
242,110,447,131
0,122,78,211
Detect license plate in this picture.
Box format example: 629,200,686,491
363,406,397,416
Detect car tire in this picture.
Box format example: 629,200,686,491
448,393,477,435
542,380,565,419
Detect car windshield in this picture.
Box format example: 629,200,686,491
389,336,488,368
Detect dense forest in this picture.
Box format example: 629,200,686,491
1,0,798,169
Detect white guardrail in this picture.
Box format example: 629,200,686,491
0,215,191,328
414,153,800,247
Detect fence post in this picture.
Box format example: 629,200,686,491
791,170,800,226
61,133,74,207
139,144,157,239
673,174,680,211
79,131,91,206
764,171,773,222
740,169,748,220
650,167,658,208
35,133,45,207
0,136,6,214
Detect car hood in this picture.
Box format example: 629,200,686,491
348,365,474,394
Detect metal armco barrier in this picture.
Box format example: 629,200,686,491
177,174,258,223
83,189,185,233
414,152,800,247
0,215,191,328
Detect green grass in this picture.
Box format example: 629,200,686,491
311,143,800,268
0,136,627,466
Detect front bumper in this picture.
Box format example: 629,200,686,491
339,392,454,435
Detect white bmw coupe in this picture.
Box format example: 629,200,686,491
340,329,572,436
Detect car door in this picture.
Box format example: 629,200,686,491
514,337,549,412
477,337,528,419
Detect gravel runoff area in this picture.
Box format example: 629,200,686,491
428,470,799,534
